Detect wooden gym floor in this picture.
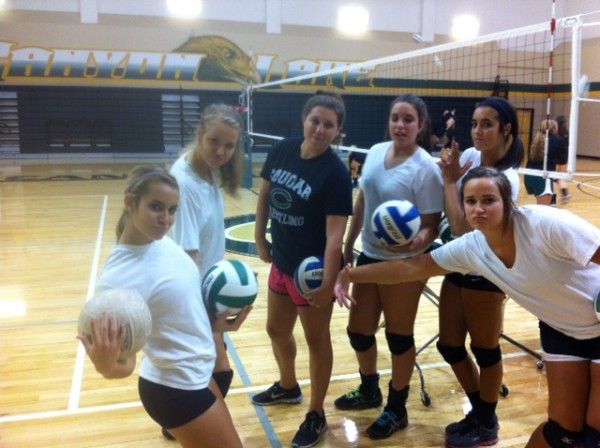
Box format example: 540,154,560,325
1,156,599,448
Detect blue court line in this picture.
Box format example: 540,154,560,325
224,332,282,448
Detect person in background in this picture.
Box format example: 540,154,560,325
554,115,571,204
335,166,600,448
252,91,353,448
78,166,244,448
436,97,524,448
168,103,252,439
524,119,564,206
333,94,443,440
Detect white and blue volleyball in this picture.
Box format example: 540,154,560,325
371,199,421,246
202,259,258,316
294,256,324,297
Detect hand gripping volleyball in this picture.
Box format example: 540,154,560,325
371,199,421,246
78,288,152,360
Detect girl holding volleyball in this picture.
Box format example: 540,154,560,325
436,97,524,447
78,166,243,448
335,166,600,448
166,102,251,438
333,94,444,440
252,91,353,448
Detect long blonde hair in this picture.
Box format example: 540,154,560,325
529,119,557,163
182,103,245,196
116,166,179,239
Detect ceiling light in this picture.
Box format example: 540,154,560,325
451,15,480,40
167,0,202,19
337,5,369,35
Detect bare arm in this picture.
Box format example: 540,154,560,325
343,190,365,265
341,252,448,286
308,214,348,307
591,246,600,265
254,180,273,263
441,141,472,236
335,252,450,307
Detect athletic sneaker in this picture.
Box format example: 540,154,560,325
365,407,408,439
251,381,303,406
561,193,572,204
445,419,499,448
291,411,328,448
446,413,498,436
334,384,383,410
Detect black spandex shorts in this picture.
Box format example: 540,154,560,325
539,320,600,360
444,272,503,293
356,252,385,266
138,376,216,429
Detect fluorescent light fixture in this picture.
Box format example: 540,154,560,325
451,15,480,40
337,5,369,35
167,0,202,19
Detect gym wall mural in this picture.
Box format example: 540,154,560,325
0,36,369,90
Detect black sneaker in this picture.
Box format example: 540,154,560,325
161,427,176,441
291,412,328,448
334,384,383,410
365,408,408,439
251,381,303,406
445,419,499,448
446,413,498,436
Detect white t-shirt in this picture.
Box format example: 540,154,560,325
169,154,225,277
360,142,444,260
432,205,600,339
459,147,520,203
98,237,216,389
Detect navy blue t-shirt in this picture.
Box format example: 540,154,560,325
260,137,353,276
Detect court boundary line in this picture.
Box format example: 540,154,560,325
67,194,108,412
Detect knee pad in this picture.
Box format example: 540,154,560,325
470,344,502,368
385,331,414,356
543,419,582,448
212,369,234,398
347,327,376,352
436,342,468,365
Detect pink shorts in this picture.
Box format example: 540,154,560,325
268,264,309,306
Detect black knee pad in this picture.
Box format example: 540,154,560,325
212,369,234,398
385,331,414,356
470,344,502,368
347,327,376,352
543,419,582,448
436,342,468,365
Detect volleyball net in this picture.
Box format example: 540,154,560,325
243,9,600,182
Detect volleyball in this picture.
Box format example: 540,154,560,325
294,256,324,297
202,259,258,316
371,199,421,246
78,288,152,360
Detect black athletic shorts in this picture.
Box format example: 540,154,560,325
539,320,600,361
444,272,503,293
138,376,217,429
356,252,384,266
